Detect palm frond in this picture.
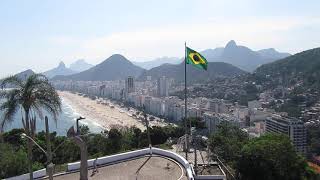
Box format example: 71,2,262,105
28,74,61,122
0,73,62,130
0,89,21,100
0,75,23,88
31,104,44,120
0,98,20,129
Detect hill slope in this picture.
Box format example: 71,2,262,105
14,69,36,80
139,61,246,83
255,47,320,87
0,69,35,88
53,54,144,81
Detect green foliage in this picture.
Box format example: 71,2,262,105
236,134,308,180
3,128,25,149
208,121,249,164
307,124,320,156
79,125,90,135
0,143,29,179
181,117,206,130
108,128,122,153
256,47,320,88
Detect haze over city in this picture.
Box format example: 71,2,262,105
1,0,320,78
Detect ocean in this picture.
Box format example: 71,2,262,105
1,98,103,136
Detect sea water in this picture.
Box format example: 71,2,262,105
1,98,103,136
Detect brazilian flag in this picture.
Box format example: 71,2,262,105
186,47,208,70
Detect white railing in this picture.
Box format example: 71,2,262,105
6,148,196,180
5,169,47,180
67,148,195,180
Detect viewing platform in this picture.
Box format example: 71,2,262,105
7,148,226,180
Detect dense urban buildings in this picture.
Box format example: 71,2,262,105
266,115,307,155
157,76,169,97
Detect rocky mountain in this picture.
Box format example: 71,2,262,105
257,48,291,60
139,61,246,83
69,59,94,72
14,69,35,80
133,57,181,70
43,61,76,78
53,54,144,81
0,69,35,88
201,40,290,72
255,47,320,87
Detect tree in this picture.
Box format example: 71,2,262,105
181,117,206,130
108,128,122,153
307,124,320,156
0,74,61,180
208,121,249,164
0,143,29,179
236,134,308,180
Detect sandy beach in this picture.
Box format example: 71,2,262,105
59,91,168,131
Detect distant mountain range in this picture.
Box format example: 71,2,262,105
53,54,144,81
43,60,94,78
8,40,292,82
201,40,291,72
69,59,94,72
139,61,246,83
132,57,181,70
255,47,320,88
131,40,290,72
43,62,76,78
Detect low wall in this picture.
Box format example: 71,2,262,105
5,169,47,180
195,175,226,180
151,148,194,180
67,148,194,180
67,149,150,171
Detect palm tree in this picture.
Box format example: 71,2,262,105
0,74,61,180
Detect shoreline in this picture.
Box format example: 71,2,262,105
59,91,168,131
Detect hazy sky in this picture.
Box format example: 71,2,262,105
0,0,319,78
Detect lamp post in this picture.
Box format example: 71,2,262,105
70,116,88,180
21,133,54,180
143,105,152,154
76,116,85,135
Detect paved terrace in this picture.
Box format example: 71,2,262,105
49,156,188,180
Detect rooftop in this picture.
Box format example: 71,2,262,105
46,156,187,180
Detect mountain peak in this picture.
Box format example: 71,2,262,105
43,61,75,78
70,59,94,72
58,61,66,68
105,54,130,64
54,54,144,81
109,54,127,60
225,40,237,48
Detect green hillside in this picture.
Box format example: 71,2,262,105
255,47,320,88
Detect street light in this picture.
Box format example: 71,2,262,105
142,105,152,155
21,133,54,180
21,133,46,155
76,116,86,135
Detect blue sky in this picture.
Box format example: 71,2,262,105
0,0,320,77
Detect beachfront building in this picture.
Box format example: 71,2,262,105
125,76,135,94
203,112,221,134
157,76,169,97
266,115,307,155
